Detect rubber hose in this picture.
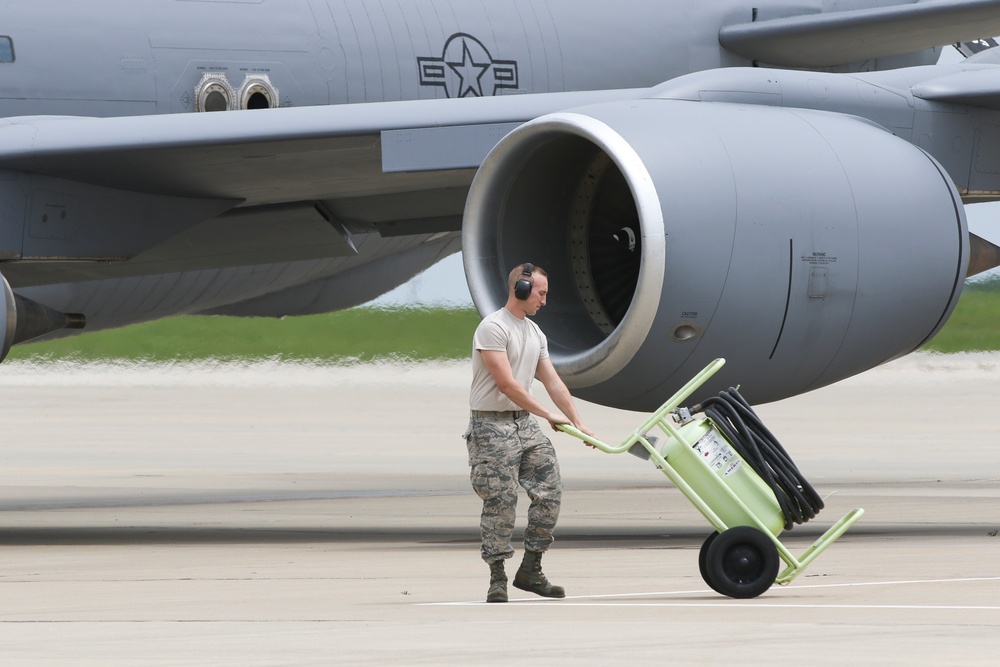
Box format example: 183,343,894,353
696,388,824,529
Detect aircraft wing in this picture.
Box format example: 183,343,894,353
0,88,644,284
720,0,1000,67
911,64,1000,109
0,89,643,208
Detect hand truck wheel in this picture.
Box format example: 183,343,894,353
698,531,720,593
703,526,779,599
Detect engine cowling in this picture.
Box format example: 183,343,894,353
1,272,86,361
463,100,968,409
1,272,13,361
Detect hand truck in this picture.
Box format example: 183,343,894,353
556,358,864,598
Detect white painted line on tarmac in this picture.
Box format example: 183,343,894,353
424,600,1000,609
776,575,1000,591
420,575,1000,607
506,602,1000,610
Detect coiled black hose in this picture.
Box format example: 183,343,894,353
693,388,824,529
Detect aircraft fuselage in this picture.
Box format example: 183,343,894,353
0,0,933,119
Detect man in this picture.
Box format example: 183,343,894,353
464,262,595,603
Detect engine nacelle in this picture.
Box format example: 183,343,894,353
1,272,86,361
463,100,967,408
1,272,13,360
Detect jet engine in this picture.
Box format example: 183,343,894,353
463,100,968,409
1,273,85,361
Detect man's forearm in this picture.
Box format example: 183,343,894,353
498,379,562,420
546,382,583,426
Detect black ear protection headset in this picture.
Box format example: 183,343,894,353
514,263,535,300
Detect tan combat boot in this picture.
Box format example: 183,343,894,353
513,549,565,598
487,560,508,603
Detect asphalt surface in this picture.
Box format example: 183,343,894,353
1,354,998,665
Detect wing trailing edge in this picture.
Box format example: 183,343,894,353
719,0,1000,68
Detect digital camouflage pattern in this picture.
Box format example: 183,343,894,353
464,412,563,562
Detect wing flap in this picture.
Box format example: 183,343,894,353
381,123,522,173
720,0,1000,68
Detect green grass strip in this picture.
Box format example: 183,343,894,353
923,283,1000,353
6,279,999,362
7,307,482,363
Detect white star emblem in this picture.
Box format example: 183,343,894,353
447,39,490,97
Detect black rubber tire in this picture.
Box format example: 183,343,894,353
698,531,720,591
704,526,779,599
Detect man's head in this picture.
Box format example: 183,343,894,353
506,263,548,317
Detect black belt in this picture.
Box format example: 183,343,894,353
471,410,528,420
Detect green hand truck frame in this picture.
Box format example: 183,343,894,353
556,358,864,598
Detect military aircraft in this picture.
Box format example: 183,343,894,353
1,0,999,409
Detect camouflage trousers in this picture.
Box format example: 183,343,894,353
464,411,563,563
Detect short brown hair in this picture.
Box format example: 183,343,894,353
507,263,547,291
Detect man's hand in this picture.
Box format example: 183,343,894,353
574,423,598,448
549,416,599,449
546,412,569,431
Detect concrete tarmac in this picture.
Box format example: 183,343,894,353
1,354,998,665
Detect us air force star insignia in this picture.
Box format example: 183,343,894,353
449,40,489,98
417,33,519,98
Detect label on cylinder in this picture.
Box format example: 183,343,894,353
692,429,740,477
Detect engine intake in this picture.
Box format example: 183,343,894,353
463,100,967,408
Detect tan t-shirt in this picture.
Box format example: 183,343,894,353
469,307,549,411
